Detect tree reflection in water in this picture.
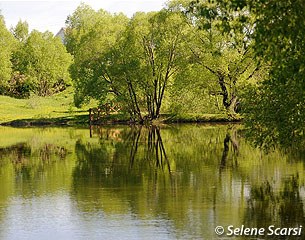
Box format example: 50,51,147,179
0,143,32,180
243,114,305,236
244,117,305,162
72,125,177,217
244,175,305,237
144,126,171,172
1,126,305,239
85,125,172,174
0,143,68,181
219,126,239,172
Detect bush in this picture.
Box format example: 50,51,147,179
6,72,32,98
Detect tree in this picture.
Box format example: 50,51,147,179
10,20,29,43
12,30,73,96
67,6,190,122
219,0,305,147
0,16,17,92
65,4,129,107
65,3,98,56
119,11,190,120
178,0,261,117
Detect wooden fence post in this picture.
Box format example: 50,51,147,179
89,108,92,125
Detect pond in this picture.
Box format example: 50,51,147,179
0,124,304,240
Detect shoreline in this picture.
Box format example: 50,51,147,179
0,113,243,127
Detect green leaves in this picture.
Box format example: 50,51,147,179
11,20,29,43
66,6,190,120
236,0,305,148
12,30,73,96
0,13,72,98
65,5,128,107
0,17,17,90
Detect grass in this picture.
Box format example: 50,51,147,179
0,88,95,125
0,88,242,126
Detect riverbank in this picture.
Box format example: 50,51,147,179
1,112,242,127
0,89,242,126
162,113,242,123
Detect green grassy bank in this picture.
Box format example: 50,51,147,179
0,88,241,126
0,88,92,126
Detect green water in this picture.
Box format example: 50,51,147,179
0,124,304,240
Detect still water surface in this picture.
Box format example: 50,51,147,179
0,124,304,240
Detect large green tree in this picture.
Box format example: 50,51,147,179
67,5,190,122
218,0,305,147
118,11,190,120
177,0,261,117
65,4,128,107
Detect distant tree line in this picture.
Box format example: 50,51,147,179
0,17,72,98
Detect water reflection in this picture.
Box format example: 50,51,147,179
220,126,239,171
0,142,69,184
245,176,305,231
0,125,304,239
244,117,305,161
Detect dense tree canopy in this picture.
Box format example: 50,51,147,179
181,0,262,116
12,30,73,96
249,0,305,147
65,4,129,107
0,14,72,98
114,10,190,120
63,1,271,122
172,0,305,147
219,0,305,147
66,5,190,121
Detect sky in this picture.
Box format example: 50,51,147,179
0,0,167,34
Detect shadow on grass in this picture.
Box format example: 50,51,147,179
0,113,130,127
1,115,90,127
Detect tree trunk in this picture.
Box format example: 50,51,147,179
218,74,239,117
127,82,143,123
218,75,230,110
226,95,238,115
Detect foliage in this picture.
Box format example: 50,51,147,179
5,72,31,98
0,18,72,98
0,16,17,92
66,6,190,121
65,4,128,107
10,20,29,43
4,0,302,129
65,3,99,55
167,0,262,117
177,0,305,146
169,63,222,114
12,30,73,96
115,11,191,120
222,0,305,148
